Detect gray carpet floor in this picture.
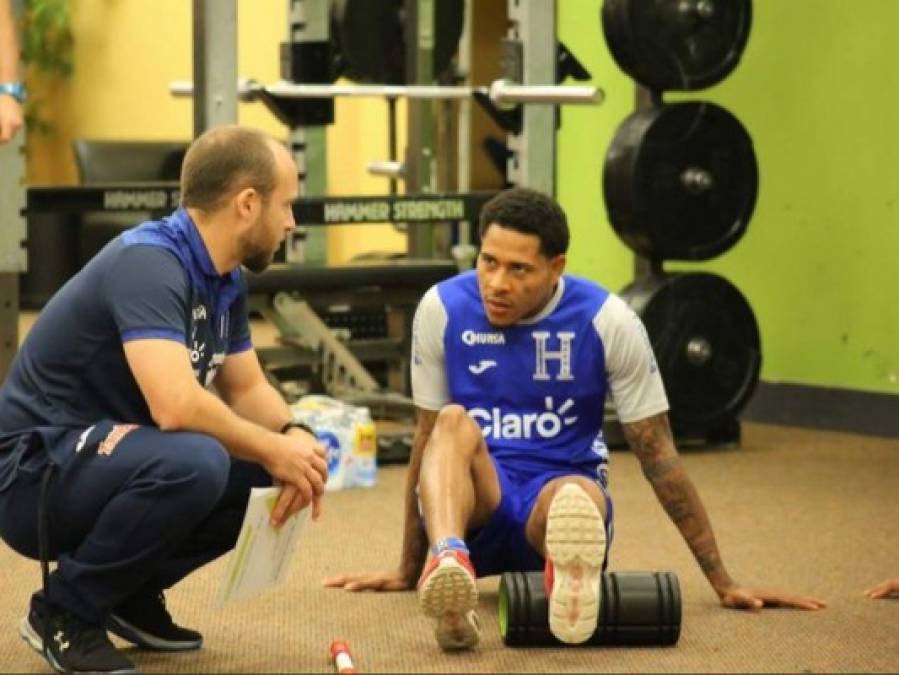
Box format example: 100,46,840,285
0,422,897,673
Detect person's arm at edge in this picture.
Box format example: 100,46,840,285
0,0,24,143
0,0,18,81
864,579,899,599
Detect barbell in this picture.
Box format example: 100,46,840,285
169,78,603,106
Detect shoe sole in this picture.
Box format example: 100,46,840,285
434,609,482,650
545,483,606,645
418,557,480,650
107,614,203,651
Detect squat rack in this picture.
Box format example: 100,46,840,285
186,0,596,260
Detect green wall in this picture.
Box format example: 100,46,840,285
557,0,899,396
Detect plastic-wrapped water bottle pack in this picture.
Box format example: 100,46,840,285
291,395,377,491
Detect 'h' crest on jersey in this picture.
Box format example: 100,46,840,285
532,331,575,381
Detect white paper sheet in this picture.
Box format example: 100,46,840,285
217,486,309,604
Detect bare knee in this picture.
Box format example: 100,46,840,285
434,404,476,430
525,475,608,554
429,404,485,455
544,476,606,518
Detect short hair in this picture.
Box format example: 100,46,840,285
180,125,278,212
478,187,569,258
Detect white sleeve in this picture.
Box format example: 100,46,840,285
595,293,670,423
410,286,450,411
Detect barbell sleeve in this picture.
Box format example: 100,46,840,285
169,81,196,97
367,161,406,179
488,79,602,105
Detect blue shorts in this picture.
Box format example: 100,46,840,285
466,456,614,578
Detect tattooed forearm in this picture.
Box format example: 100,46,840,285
641,455,679,483
622,412,673,460
655,479,694,524
622,412,734,593
653,477,730,587
696,546,723,575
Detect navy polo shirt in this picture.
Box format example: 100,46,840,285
0,208,252,434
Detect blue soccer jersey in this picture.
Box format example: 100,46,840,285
411,271,668,479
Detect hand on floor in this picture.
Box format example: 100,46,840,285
718,585,827,611
863,579,899,599
323,570,413,592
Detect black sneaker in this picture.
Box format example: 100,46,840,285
107,590,202,651
19,595,137,674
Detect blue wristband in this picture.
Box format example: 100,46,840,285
0,82,25,104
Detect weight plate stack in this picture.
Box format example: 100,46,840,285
604,101,758,261
620,272,761,434
601,0,752,91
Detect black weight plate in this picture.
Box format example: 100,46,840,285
601,0,641,82
604,101,758,261
620,273,761,429
332,0,464,85
601,0,752,91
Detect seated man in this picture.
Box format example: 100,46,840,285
0,125,327,674
325,187,826,649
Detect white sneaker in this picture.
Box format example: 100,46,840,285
544,483,606,644
418,551,480,650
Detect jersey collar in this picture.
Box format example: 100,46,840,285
174,208,240,284
517,276,566,325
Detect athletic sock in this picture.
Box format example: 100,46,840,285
431,536,469,558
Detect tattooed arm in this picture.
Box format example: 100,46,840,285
622,412,735,593
622,412,826,611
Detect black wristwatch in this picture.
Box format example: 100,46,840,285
280,420,315,435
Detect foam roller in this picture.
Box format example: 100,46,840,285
498,570,681,647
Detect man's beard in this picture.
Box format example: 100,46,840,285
242,246,274,273
241,214,276,273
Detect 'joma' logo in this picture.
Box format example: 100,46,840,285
468,360,497,375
